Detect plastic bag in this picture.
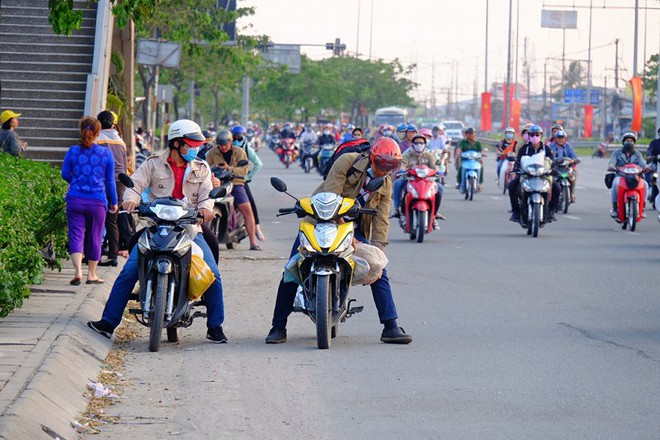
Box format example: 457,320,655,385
188,243,215,300
283,252,303,285
351,242,388,285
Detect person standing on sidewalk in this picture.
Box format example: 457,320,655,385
0,110,27,157
61,117,118,285
95,110,127,267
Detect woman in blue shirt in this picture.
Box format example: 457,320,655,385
61,117,118,285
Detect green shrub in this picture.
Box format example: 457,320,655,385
0,155,68,317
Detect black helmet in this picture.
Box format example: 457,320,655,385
216,129,233,145
621,132,636,145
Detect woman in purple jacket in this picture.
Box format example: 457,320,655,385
61,117,118,285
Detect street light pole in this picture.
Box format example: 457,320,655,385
504,0,513,131
633,0,639,76
484,0,488,92
587,0,593,138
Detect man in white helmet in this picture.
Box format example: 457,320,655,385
88,119,229,343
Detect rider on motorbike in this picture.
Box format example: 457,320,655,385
608,132,648,217
265,137,412,345
280,123,297,140
644,127,660,206
549,130,579,203
395,123,408,143
399,124,417,153
231,125,265,242
496,127,518,177
392,133,445,224
207,129,261,250
545,123,563,147
428,125,449,153
87,119,229,343
455,127,485,192
318,124,336,146
508,124,560,222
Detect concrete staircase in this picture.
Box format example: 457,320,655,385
0,0,97,163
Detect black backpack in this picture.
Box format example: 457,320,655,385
322,138,371,180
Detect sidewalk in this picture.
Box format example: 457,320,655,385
0,261,122,440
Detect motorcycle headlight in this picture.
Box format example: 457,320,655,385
315,223,338,250
150,204,187,221
334,231,354,254
299,232,316,254
415,167,429,178
407,183,419,198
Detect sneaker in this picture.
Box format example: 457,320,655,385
87,320,115,339
391,211,401,219
509,212,520,222
610,209,618,218
548,211,556,222
206,326,228,343
435,213,446,220
455,183,460,190
265,327,287,344
380,326,413,344
433,220,439,230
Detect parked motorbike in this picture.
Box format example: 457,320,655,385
300,141,319,173
607,163,646,231
271,176,383,349
460,150,483,201
397,165,439,243
554,158,578,214
317,143,336,176
117,173,226,352
516,153,552,237
278,138,298,168
209,160,249,249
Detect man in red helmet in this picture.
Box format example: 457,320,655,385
265,137,413,345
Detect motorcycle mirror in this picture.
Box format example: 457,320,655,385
118,173,134,189
209,186,227,199
365,177,384,192
270,177,287,192
237,159,249,167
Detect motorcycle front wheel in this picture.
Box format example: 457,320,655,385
149,273,167,352
416,210,425,243
562,185,570,214
628,199,638,231
315,275,332,349
531,203,540,238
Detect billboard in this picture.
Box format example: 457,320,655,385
541,10,578,29
261,44,301,74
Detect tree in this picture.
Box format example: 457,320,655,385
642,53,659,103
48,0,157,35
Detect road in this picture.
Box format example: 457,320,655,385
86,149,660,440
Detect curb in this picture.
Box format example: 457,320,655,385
0,266,119,440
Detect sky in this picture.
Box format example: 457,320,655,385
239,0,660,105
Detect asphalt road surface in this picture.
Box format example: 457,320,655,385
87,149,660,440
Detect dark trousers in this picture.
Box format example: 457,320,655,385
509,176,560,213
104,184,124,260
271,229,398,329
244,182,260,225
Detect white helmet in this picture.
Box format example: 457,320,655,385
168,119,206,148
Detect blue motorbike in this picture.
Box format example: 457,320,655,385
317,143,336,176
460,151,483,201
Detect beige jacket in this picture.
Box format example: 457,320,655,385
124,150,214,211
205,146,249,186
314,153,392,250
401,149,437,169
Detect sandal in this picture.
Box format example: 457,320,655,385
85,278,105,285
249,245,263,251
69,278,82,286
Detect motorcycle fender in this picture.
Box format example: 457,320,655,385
156,259,172,274
560,180,569,186
313,266,335,276
531,193,543,204
412,200,430,211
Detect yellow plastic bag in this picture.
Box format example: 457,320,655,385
188,245,215,300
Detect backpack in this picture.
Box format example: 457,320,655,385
322,138,371,180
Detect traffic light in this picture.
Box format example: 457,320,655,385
325,38,346,56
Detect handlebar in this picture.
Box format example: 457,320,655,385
358,208,378,216
278,207,297,214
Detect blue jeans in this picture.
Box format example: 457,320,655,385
271,228,398,329
102,233,225,329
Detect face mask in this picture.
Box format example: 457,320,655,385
505,133,514,140
233,139,244,147
412,142,426,153
323,130,330,135
384,130,392,136
623,141,634,151
522,133,529,142
181,147,199,162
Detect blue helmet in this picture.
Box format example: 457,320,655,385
396,123,407,132
231,125,246,135
528,124,543,135
406,124,418,132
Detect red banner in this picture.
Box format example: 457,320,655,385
630,76,643,132
511,99,521,133
584,105,593,138
501,84,515,129
481,92,492,132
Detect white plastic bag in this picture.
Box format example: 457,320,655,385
351,242,388,285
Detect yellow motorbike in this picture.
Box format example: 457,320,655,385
271,177,383,349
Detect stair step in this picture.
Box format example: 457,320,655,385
0,61,91,73
0,52,94,65
19,117,82,130
0,108,84,121
0,42,94,55
0,70,88,82
0,33,94,46
0,80,85,92
0,15,95,29
1,89,86,100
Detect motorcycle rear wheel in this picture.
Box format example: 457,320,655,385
315,275,332,349
149,273,167,352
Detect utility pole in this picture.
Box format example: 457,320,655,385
484,0,489,92
431,59,437,118
504,0,513,131
514,0,520,101
657,25,660,131
586,0,593,138
356,0,361,56
614,38,620,89
602,76,607,139
633,0,639,77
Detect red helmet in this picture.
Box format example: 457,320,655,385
418,128,432,139
371,137,402,173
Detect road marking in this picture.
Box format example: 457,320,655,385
564,215,581,220
490,196,502,201
575,186,586,190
